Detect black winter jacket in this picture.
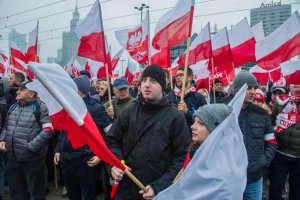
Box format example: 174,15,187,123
106,96,190,199
56,96,112,166
239,103,277,183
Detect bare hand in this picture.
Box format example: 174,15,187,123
0,141,7,152
178,101,188,114
139,185,155,200
87,156,101,167
111,165,131,182
54,153,60,165
106,106,114,118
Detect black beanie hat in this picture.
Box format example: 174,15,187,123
142,64,166,90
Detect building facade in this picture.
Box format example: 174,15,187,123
61,6,85,66
250,2,291,36
8,29,27,53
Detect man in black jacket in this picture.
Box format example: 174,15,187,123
226,71,277,200
54,75,112,200
106,64,190,200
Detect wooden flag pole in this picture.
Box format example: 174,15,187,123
124,169,148,192
169,68,173,89
173,168,184,183
224,71,230,84
147,9,151,66
105,63,113,107
180,37,191,102
211,58,216,103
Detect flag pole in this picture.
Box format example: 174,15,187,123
180,37,191,102
147,9,151,65
124,169,148,192
169,68,173,89
211,58,216,103
224,70,230,84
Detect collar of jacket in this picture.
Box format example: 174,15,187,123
115,96,132,105
137,93,170,109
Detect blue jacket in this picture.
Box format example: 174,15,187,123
56,95,112,166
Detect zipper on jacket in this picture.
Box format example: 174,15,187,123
11,105,24,160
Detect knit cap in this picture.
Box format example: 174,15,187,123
193,104,233,133
73,75,90,95
142,64,166,90
233,71,258,92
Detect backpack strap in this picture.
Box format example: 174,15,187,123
33,100,42,128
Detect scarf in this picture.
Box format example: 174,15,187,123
174,86,196,97
274,95,300,134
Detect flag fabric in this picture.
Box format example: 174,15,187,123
115,11,149,64
76,1,106,62
85,59,102,78
150,47,170,68
27,62,126,171
0,55,7,74
251,21,265,42
177,23,212,66
0,49,8,62
124,60,137,84
229,18,256,67
256,12,300,70
152,0,195,50
10,41,28,73
280,60,300,85
154,85,248,200
189,59,210,91
249,65,281,84
211,27,233,69
111,48,124,71
26,21,39,62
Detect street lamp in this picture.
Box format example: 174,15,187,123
134,3,149,22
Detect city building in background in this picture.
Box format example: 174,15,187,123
250,2,291,36
61,5,84,66
8,29,27,53
47,57,57,63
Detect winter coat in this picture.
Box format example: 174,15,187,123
106,95,191,200
239,103,277,183
56,95,112,166
209,90,226,104
271,100,300,156
0,100,54,162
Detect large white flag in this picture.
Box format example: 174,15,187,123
155,85,248,200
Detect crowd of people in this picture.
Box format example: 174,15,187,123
0,63,298,200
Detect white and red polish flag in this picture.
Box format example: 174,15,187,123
177,23,212,66
249,65,281,84
10,41,28,73
280,60,300,85
76,1,106,62
111,48,124,71
0,54,7,74
125,60,137,84
251,21,265,42
0,49,8,62
115,10,149,64
26,21,39,63
189,59,210,91
152,0,195,50
150,46,171,68
211,27,233,70
229,18,256,67
27,62,126,171
256,12,300,70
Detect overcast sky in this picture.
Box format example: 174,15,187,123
0,0,299,72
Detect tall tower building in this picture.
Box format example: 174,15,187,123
61,5,84,66
8,29,27,53
250,2,291,36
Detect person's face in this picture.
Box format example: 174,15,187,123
175,70,192,87
290,84,300,96
244,85,258,105
9,74,16,86
114,87,129,100
99,84,108,97
132,76,141,88
141,77,163,102
214,83,223,92
95,81,101,93
271,90,284,101
16,88,35,102
191,117,209,144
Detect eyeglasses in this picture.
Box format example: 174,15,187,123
176,73,184,78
